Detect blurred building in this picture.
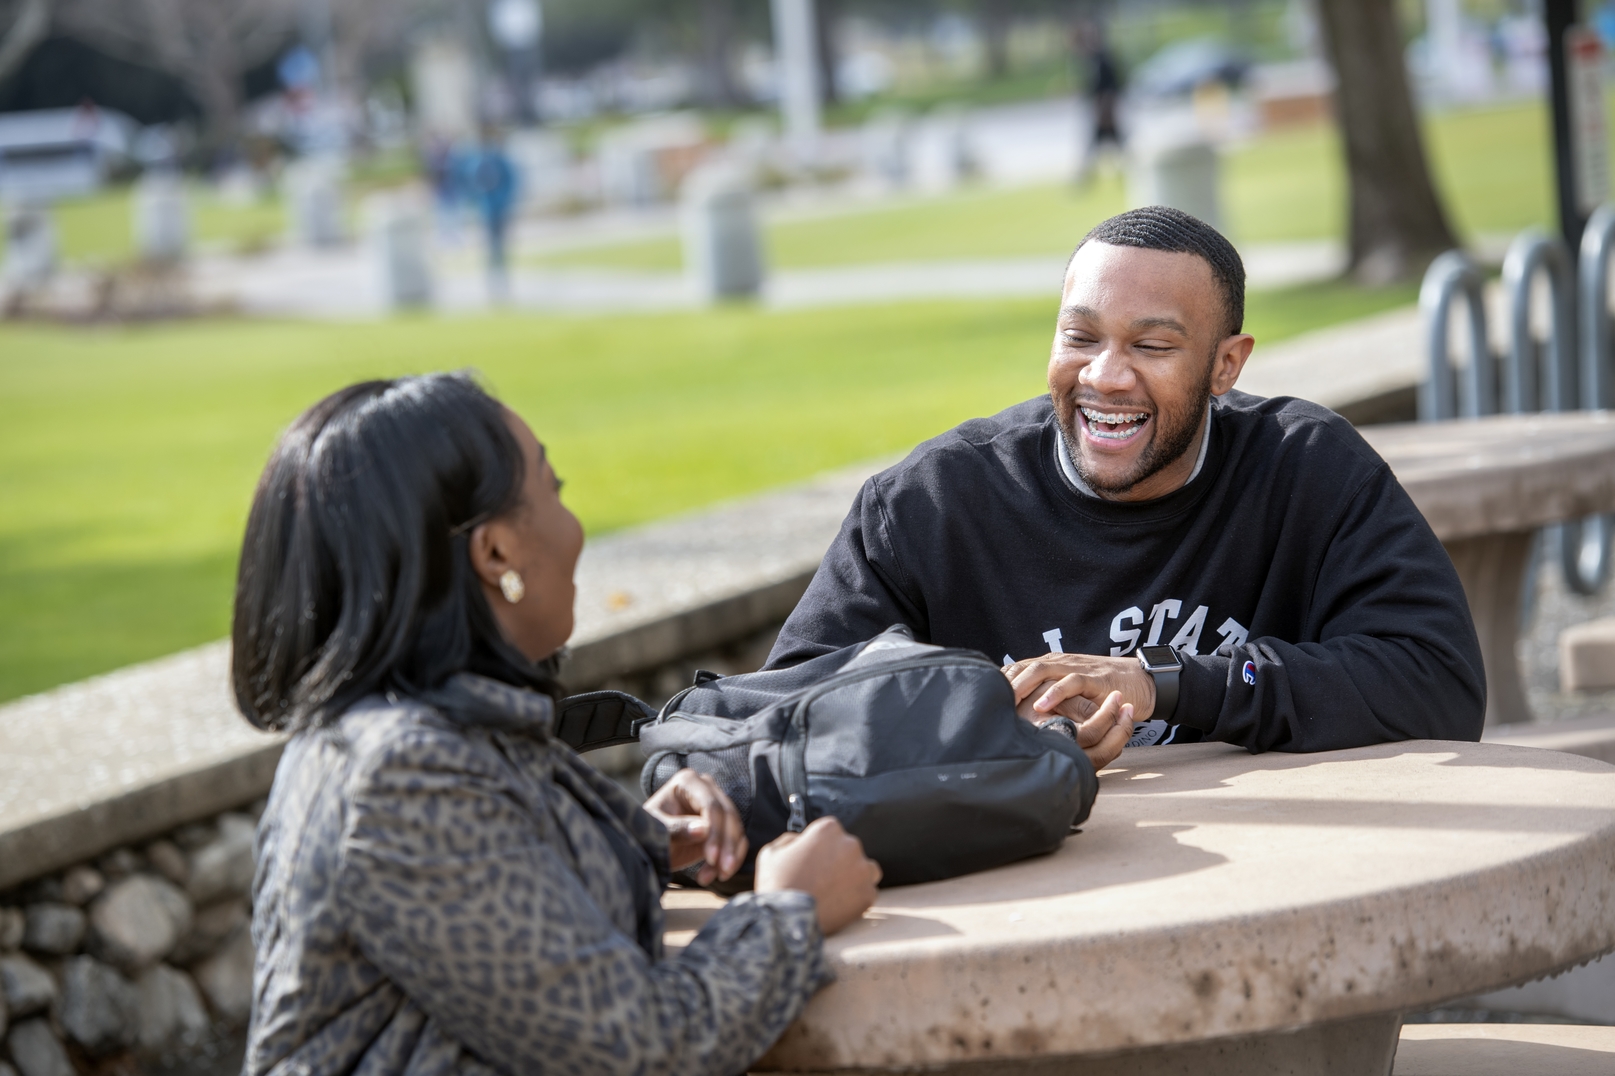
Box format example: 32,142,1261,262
0,103,134,202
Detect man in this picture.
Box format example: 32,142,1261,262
458,127,518,301
1074,19,1124,185
768,206,1485,767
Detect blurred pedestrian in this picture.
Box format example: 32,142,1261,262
458,127,519,300
1074,19,1124,185
422,136,461,246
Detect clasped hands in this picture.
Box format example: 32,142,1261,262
1002,652,1157,771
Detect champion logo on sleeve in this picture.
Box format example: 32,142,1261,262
1242,660,1257,686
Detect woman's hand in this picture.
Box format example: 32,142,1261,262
755,817,881,935
642,769,747,886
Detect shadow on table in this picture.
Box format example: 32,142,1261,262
878,819,1229,908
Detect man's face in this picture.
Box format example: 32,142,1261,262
1048,242,1252,502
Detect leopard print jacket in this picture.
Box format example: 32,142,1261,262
245,673,831,1076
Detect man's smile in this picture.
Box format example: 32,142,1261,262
1079,405,1152,446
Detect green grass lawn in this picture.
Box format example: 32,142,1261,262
536,99,1559,273
0,276,1413,704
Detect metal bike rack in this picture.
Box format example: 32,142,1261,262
1424,229,1608,601
1419,250,1494,421
1561,204,1615,595
1580,204,1615,410
1500,232,1579,617
1502,230,1576,414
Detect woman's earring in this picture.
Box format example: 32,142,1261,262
499,569,525,604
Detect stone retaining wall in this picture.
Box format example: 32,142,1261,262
0,805,263,1076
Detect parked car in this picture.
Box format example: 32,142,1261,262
1130,37,1252,98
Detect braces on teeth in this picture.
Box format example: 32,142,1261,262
1081,407,1149,439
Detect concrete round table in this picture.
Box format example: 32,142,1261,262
663,741,1615,1075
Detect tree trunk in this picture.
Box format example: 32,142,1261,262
178,15,245,162
980,1,1010,81
1316,0,1458,284
697,0,743,108
815,0,839,107
187,62,243,159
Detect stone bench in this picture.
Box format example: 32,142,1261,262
1486,712,1615,765
1395,1023,1615,1075
1560,618,1615,693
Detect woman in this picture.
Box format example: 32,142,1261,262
233,373,881,1075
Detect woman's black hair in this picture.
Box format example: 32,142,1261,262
231,372,562,732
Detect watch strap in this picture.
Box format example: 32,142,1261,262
1035,715,1080,743
1151,666,1179,723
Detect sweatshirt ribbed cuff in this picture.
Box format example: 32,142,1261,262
732,890,834,990
1178,654,1231,732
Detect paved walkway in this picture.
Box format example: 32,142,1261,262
188,239,1348,319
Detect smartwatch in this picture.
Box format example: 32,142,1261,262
1035,715,1080,743
1136,644,1183,724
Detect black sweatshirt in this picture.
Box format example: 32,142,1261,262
767,392,1486,753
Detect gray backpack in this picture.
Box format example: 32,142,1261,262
558,625,1098,890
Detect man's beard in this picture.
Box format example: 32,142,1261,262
1059,360,1214,497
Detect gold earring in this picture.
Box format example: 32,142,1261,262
499,569,525,604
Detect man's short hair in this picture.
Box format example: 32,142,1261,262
1074,206,1246,339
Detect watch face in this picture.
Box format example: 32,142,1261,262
1138,645,1180,670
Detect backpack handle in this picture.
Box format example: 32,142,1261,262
554,690,657,752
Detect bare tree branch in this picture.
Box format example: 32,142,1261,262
0,0,53,84
57,0,298,151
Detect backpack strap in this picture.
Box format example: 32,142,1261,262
554,690,657,752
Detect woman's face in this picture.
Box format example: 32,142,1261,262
469,410,585,662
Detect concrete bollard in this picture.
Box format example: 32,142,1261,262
1560,617,1615,692
133,172,189,263
284,158,346,247
680,168,765,302
908,110,971,194
4,204,56,290
860,111,910,188
506,129,572,212
1127,138,1222,228
366,194,433,310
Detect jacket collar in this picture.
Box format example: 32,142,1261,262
418,672,556,735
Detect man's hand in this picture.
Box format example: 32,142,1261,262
1018,687,1134,771
1004,652,1157,725
642,769,747,886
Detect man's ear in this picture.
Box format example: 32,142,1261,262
468,520,517,592
1210,333,1256,396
